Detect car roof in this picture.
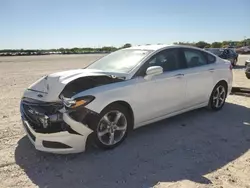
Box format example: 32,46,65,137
129,44,169,51
128,44,203,51
206,48,225,51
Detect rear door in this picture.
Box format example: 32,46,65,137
180,48,214,108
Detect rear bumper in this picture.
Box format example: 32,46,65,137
20,100,94,154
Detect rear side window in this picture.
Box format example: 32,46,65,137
183,49,207,68
203,51,216,64
229,49,236,55
224,49,230,54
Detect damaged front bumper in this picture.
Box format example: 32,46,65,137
20,99,95,154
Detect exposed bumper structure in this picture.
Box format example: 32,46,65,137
20,100,94,154
245,60,250,78
245,60,250,67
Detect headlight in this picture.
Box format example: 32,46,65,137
62,95,95,108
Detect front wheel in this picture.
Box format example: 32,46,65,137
89,104,131,150
207,83,227,111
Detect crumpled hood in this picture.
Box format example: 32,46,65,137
23,69,125,102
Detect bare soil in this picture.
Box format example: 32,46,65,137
0,54,250,188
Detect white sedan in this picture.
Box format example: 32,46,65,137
20,44,233,154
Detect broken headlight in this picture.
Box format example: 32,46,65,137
61,95,95,109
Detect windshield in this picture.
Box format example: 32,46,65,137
205,48,223,56
86,49,152,73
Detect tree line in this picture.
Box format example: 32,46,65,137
0,43,133,56
0,39,249,56
173,38,250,49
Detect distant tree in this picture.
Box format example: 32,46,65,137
244,38,250,46
101,46,117,52
222,41,230,47
195,41,210,48
211,42,222,48
2,38,250,56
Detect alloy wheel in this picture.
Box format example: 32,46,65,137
212,85,226,108
97,110,127,146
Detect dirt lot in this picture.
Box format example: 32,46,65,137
0,54,250,188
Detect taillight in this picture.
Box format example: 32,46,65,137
229,64,233,70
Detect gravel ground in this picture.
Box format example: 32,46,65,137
0,54,250,188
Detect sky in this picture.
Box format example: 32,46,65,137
1,0,250,49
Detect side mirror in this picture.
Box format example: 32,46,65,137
144,66,163,80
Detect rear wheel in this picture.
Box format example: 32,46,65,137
207,83,227,111
232,58,237,66
89,104,131,150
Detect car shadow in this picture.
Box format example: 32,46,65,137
15,102,250,188
233,64,245,70
231,87,250,97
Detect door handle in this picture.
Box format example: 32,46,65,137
174,73,184,78
208,68,214,72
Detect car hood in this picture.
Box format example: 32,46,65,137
23,69,126,102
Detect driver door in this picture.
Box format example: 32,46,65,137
132,48,187,126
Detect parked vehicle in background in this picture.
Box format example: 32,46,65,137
236,46,250,54
20,44,233,154
204,48,238,66
245,58,250,67
245,58,250,79
227,46,236,52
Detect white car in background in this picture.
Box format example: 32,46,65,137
242,46,250,53
20,44,233,154
238,46,250,54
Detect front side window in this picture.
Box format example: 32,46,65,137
147,48,184,72
133,48,185,77
183,49,207,68
86,49,152,73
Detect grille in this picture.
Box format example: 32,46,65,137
21,103,43,129
21,98,63,114
20,99,63,130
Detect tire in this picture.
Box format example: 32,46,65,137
88,104,131,150
232,58,237,66
207,82,227,111
246,74,250,79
